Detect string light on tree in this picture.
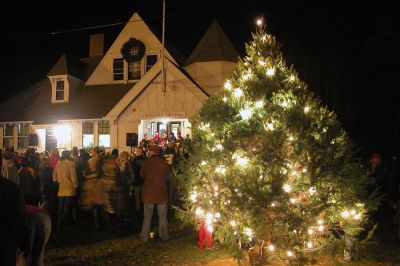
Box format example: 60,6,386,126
268,244,275,251
234,88,244,98
256,18,263,26
304,106,311,113
239,108,252,120
266,67,275,77
224,80,232,90
255,100,264,108
283,184,292,193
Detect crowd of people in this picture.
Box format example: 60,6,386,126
0,131,191,265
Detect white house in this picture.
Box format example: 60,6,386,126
0,12,238,152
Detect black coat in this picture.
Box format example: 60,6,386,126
132,156,145,186
0,176,28,265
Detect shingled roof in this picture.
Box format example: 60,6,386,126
0,80,132,124
48,53,86,80
185,20,238,66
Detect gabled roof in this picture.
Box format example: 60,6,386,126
48,53,85,79
185,19,239,66
0,80,132,124
106,58,208,119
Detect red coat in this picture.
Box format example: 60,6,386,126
140,155,169,204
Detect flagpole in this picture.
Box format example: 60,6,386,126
161,0,166,93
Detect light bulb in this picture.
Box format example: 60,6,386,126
268,245,275,251
190,192,197,201
236,155,249,167
271,202,276,207
317,225,324,232
259,60,266,66
224,80,232,90
307,242,313,249
215,165,226,175
308,229,314,235
342,210,350,218
289,74,295,81
216,144,223,150
304,106,311,113
244,227,253,237
215,212,221,218
200,161,207,166
287,251,293,257
239,109,252,120
234,88,243,98
317,219,323,225
354,214,361,220
230,220,237,226
195,208,204,216
281,101,288,108
288,135,294,141
266,68,275,77
256,100,264,108
290,198,297,204
223,97,227,102
302,168,308,173
350,210,356,215
265,123,274,131
308,187,316,195
283,184,292,193
256,18,263,26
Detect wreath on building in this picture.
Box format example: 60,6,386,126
121,38,146,62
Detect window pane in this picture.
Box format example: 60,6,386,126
83,134,94,147
18,137,28,149
56,91,64,101
3,137,13,149
128,61,141,80
82,122,94,134
56,80,65,91
146,55,157,72
113,58,124,81
98,121,110,134
99,134,110,148
18,123,29,136
4,125,13,136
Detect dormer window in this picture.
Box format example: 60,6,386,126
56,80,65,100
49,75,69,103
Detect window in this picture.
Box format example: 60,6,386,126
18,123,29,149
98,120,110,147
113,58,124,80
146,55,157,73
128,61,141,80
56,80,65,101
3,124,14,149
82,122,94,147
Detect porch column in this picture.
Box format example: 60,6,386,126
94,121,99,147
13,124,18,149
110,120,118,149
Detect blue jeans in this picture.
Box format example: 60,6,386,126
140,203,169,241
58,196,74,228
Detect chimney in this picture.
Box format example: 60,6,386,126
89,34,104,57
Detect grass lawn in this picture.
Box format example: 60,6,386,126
45,212,400,266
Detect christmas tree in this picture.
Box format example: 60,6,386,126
175,19,378,264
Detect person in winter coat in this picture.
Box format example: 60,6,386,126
0,176,28,266
2,150,19,184
18,157,39,205
131,148,146,211
53,150,78,229
140,145,170,242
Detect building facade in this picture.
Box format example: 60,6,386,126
0,12,238,152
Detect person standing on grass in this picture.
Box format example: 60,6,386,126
53,150,78,229
131,147,146,211
140,145,170,242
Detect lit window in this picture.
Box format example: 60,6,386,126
98,121,110,148
18,123,29,149
55,80,65,101
113,58,124,80
82,122,94,147
128,61,141,80
146,55,157,73
3,124,14,149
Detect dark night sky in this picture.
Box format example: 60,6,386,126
1,0,400,158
